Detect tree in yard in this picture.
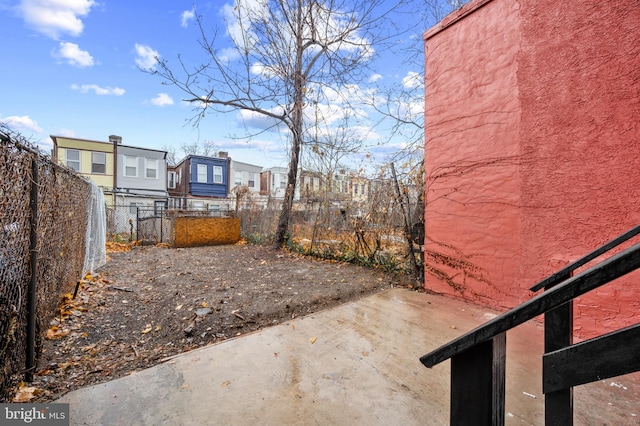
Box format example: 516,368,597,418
147,0,405,249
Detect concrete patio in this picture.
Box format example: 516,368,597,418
58,289,639,425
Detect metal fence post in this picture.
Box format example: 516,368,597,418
26,157,38,382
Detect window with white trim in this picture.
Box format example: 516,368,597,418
124,156,137,177
145,159,158,179
197,164,207,183
168,171,176,189
66,149,80,172
234,171,242,186
213,166,223,184
91,152,106,174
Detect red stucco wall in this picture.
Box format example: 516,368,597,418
423,0,640,338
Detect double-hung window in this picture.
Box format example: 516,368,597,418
213,166,223,184
66,149,80,172
92,152,106,174
145,159,158,179
197,164,208,183
124,156,137,177
168,171,176,189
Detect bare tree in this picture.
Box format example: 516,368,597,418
304,109,366,209
147,0,404,248
162,140,218,167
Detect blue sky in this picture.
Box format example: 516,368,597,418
0,0,432,169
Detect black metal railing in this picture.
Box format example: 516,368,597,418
419,224,640,425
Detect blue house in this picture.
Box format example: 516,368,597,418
168,154,231,209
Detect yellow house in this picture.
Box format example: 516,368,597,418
51,135,116,204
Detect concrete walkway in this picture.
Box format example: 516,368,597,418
58,289,639,425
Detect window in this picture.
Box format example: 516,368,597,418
354,185,358,195
192,201,205,210
313,177,319,189
234,171,242,186
208,204,220,211
124,156,137,177
92,152,106,174
145,159,158,179
154,200,167,215
197,164,207,183
280,181,286,190
248,178,255,188
168,171,176,189
66,149,80,172
213,166,223,184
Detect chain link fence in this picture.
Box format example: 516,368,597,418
237,178,424,277
106,204,234,244
0,127,93,400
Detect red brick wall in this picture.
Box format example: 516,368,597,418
423,0,640,337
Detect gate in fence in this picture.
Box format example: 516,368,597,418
136,206,171,244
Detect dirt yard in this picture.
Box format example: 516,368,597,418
25,243,417,402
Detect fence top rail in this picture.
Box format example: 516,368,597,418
529,224,640,292
420,241,640,368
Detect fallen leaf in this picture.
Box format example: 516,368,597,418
81,344,97,352
12,385,39,402
309,337,317,344
155,325,162,331
201,301,208,308
141,324,152,334
221,381,231,387
362,351,369,357
181,383,189,390
46,327,69,340
175,304,183,310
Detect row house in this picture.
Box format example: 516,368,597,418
113,137,169,226
297,169,370,205
260,166,296,200
52,134,169,233
168,154,231,212
230,159,262,195
51,135,116,204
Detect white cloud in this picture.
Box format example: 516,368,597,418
56,42,94,67
150,93,174,106
0,115,43,133
402,71,423,89
369,73,383,83
181,8,195,27
217,47,240,63
134,44,159,69
71,84,125,96
18,0,96,39
238,107,286,130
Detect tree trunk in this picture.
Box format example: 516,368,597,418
274,12,305,249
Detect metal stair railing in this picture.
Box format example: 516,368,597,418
419,225,640,425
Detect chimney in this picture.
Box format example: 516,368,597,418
218,151,228,158
109,135,122,145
